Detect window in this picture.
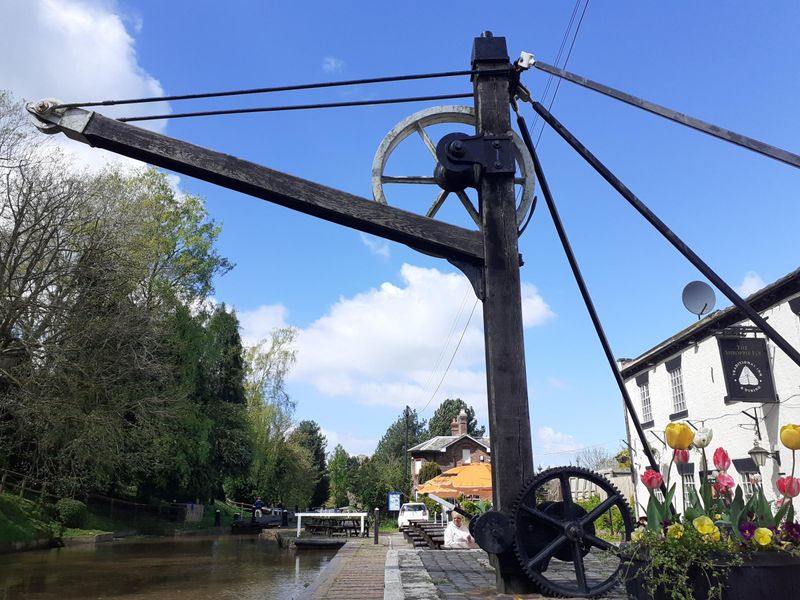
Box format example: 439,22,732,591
640,381,652,422
414,460,422,474
669,366,686,413
462,449,471,464
741,473,758,499
681,473,695,509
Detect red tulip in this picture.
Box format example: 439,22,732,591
713,447,731,471
674,449,690,464
777,476,800,498
713,473,735,494
641,469,663,490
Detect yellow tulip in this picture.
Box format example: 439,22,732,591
667,523,684,540
693,516,714,536
665,422,695,450
754,527,774,546
780,424,800,450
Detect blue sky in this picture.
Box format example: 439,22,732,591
4,1,799,464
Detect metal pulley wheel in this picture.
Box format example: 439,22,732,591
512,466,634,598
371,106,535,230
470,510,514,555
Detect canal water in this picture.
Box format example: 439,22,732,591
0,535,334,599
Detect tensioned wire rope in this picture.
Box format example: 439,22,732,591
53,67,511,122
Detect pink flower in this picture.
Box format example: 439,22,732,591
777,476,800,498
641,469,663,490
674,449,690,464
713,447,731,471
713,472,735,494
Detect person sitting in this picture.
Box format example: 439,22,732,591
253,497,265,518
443,513,478,549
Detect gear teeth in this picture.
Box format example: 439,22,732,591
510,466,634,598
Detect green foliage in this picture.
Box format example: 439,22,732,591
576,495,627,534
418,461,441,485
54,499,88,528
290,421,329,508
427,399,485,438
227,327,316,508
0,494,59,544
327,445,351,507
0,92,236,501
349,455,408,515
374,408,427,462
422,496,442,517
614,448,631,469
623,528,739,600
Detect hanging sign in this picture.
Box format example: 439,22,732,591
388,492,402,512
717,337,777,403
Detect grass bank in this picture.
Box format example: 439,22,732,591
0,494,58,545
0,493,241,545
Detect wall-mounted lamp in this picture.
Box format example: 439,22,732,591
748,440,781,467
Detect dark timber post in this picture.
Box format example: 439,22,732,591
473,33,535,594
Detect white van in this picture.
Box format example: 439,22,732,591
398,502,428,528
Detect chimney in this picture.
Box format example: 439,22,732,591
457,409,468,436
450,417,460,436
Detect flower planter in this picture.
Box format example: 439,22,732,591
625,553,800,600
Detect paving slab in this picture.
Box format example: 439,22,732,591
300,534,400,600
391,548,630,600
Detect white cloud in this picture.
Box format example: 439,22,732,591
535,426,581,455
2,0,170,169
272,263,554,413
360,233,390,258
322,57,345,74
521,282,555,327
737,271,766,297
237,304,290,347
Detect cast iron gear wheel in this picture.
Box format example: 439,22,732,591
512,466,634,598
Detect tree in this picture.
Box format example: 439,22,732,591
327,445,350,507
418,461,442,485
229,327,315,507
0,97,234,496
575,446,615,471
350,454,408,515
374,408,427,462
427,398,485,438
290,420,329,507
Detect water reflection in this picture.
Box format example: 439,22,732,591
0,535,332,599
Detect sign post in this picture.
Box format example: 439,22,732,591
717,337,778,403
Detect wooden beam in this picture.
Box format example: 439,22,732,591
36,108,484,264
473,33,535,595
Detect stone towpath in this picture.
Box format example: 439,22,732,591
298,535,394,600
297,533,631,599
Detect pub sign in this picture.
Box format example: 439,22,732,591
717,336,777,403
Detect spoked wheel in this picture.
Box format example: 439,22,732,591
371,105,535,230
512,467,634,598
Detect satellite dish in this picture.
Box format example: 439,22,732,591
682,281,716,317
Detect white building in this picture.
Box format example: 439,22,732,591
619,268,800,517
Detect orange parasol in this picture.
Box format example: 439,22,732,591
417,463,492,500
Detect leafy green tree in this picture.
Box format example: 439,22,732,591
427,398,485,438
327,445,351,507
226,327,317,508
418,461,442,485
290,420,329,508
0,92,235,498
350,455,408,516
374,408,427,462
